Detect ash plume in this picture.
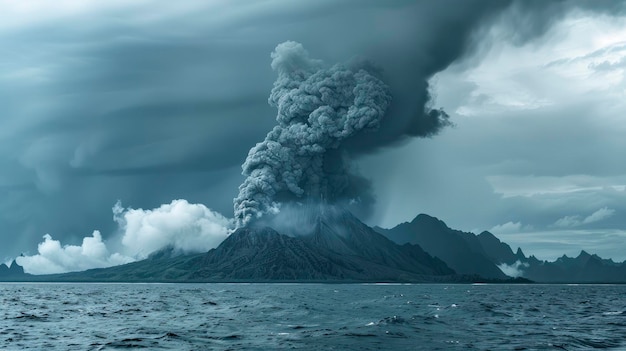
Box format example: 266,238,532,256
234,41,391,227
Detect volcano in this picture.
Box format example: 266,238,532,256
191,206,454,281
26,206,465,283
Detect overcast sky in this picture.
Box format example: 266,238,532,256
2,0,626,273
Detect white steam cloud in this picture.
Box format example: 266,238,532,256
497,260,529,278
554,207,615,228
16,231,133,275
234,41,391,227
114,199,233,259
17,199,233,274
490,221,523,234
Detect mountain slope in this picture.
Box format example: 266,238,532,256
476,231,518,264
303,207,453,276
193,224,454,281
0,263,8,276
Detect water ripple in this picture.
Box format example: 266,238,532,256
0,283,625,350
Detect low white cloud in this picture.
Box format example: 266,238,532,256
17,199,234,274
583,207,615,224
114,199,233,259
554,207,615,228
490,221,522,234
486,175,626,198
497,260,529,278
15,231,133,275
554,215,582,228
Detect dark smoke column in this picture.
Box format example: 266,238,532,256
234,41,391,228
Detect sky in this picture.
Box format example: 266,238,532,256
2,0,626,274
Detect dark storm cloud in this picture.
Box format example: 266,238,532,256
342,0,626,153
342,0,509,152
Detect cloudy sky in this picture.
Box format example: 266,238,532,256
2,0,626,273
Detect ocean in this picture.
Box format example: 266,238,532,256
1,283,625,350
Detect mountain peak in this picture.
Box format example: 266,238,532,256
401,213,454,237
379,214,508,279
478,231,497,239
476,231,517,265
249,203,358,238
411,213,448,228
0,260,25,277
219,226,283,250
9,261,24,275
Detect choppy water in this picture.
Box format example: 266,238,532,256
1,283,625,350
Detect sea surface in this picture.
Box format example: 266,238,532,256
1,283,625,350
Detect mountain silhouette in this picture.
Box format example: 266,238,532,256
476,231,518,264
376,214,508,279
518,250,626,283
20,207,463,283
0,260,25,278
377,213,626,283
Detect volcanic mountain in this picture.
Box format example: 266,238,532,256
193,206,454,281
20,206,469,283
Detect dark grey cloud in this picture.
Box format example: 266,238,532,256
361,1,626,261
488,0,626,45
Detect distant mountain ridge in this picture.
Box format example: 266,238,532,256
3,210,624,283
519,250,626,283
377,213,626,283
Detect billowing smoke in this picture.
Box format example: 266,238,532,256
16,231,134,275
17,199,233,274
232,4,626,228
234,41,392,227
113,199,233,259
497,260,529,278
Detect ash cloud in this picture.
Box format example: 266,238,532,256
234,41,391,227
234,0,626,227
